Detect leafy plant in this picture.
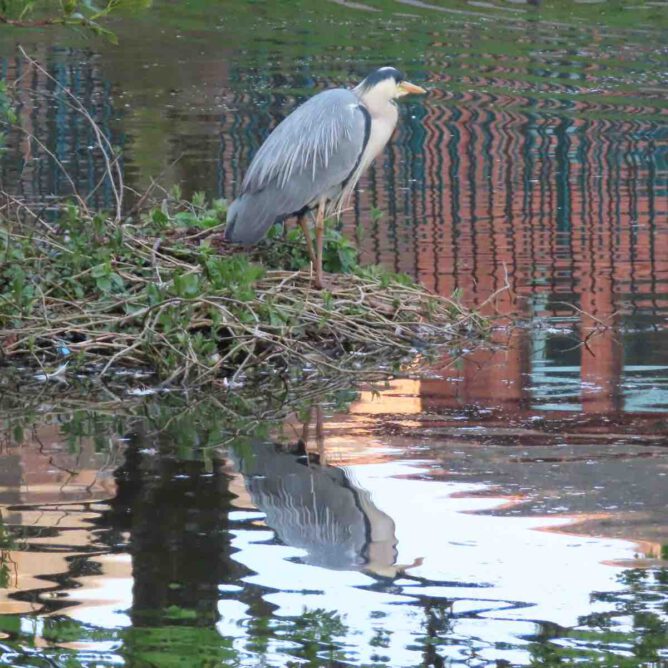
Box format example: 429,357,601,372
263,220,360,275
0,80,16,155
0,0,152,42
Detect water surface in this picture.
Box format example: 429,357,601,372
1,0,666,414
0,0,666,665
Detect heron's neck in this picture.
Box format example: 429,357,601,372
355,89,397,121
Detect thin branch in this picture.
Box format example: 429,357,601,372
18,46,124,222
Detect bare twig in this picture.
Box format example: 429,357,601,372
18,46,124,222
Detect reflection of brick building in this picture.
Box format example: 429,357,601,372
1,47,121,210
0,425,121,615
347,79,666,415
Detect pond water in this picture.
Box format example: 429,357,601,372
0,0,667,665
0,384,666,666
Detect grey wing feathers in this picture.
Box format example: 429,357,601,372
225,89,368,245
242,89,364,193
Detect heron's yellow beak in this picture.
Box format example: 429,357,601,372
397,81,427,97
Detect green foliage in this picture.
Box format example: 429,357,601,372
0,0,152,42
203,255,264,298
0,80,16,155
149,194,227,233
322,226,358,275
0,616,238,666
0,512,18,589
355,263,414,289
277,608,349,664
0,604,350,667
263,221,359,275
529,568,668,666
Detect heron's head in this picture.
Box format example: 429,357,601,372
354,66,426,106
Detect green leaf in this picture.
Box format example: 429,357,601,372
91,262,110,278
146,282,162,306
151,209,168,227
63,0,78,16
172,272,201,299
95,275,112,292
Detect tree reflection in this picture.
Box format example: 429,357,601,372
98,423,272,627
530,568,668,666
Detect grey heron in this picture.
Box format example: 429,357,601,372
224,66,426,287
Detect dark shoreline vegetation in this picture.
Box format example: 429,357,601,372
0,364,365,459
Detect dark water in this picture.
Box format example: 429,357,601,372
0,0,667,665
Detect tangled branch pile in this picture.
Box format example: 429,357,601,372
0,195,487,387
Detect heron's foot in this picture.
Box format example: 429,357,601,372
313,274,328,290
298,215,317,266
302,259,324,289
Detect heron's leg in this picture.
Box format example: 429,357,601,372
314,203,325,289
300,406,312,445
315,404,326,465
298,214,317,268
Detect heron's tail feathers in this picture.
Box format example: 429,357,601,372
225,193,281,245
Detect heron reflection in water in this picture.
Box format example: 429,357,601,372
233,408,422,578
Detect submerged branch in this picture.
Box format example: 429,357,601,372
0,15,62,27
